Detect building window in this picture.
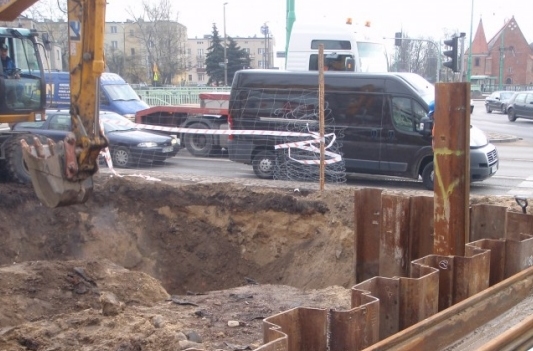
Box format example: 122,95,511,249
258,48,265,54
258,60,264,68
130,48,135,56
244,48,250,53
111,41,118,49
187,48,191,55
475,57,480,67
188,74,193,81
197,41,203,45
197,49,204,56
111,26,117,34
198,74,205,82
508,67,513,74
129,29,134,37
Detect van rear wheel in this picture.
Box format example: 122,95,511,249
252,150,275,179
421,162,434,190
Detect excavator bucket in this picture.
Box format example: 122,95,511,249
21,135,93,208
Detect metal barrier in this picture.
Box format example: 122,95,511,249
133,86,231,106
257,189,533,351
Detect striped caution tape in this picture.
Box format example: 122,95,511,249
102,119,343,166
275,132,342,165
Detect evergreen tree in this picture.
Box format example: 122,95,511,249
227,37,251,84
205,24,225,86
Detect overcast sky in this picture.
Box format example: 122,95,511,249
105,0,533,52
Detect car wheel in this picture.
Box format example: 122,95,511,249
421,162,434,191
485,105,492,113
184,122,214,157
507,108,517,122
112,146,131,168
252,150,275,179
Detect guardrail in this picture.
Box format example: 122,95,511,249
133,86,231,106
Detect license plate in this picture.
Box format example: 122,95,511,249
162,146,173,153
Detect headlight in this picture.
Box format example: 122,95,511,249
137,142,158,148
35,113,43,121
171,138,177,145
123,114,135,122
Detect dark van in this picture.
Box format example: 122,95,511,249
227,70,499,189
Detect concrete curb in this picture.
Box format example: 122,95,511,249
488,134,520,144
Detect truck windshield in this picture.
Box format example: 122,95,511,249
103,84,141,102
357,42,388,72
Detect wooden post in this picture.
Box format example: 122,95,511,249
318,44,325,191
433,82,471,256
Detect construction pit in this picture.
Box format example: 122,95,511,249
0,173,532,351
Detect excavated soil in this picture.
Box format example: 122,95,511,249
0,173,530,351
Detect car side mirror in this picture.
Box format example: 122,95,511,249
417,115,433,137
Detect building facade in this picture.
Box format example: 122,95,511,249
186,34,274,86
466,16,533,90
104,20,188,85
3,16,274,87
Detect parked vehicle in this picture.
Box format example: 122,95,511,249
286,21,389,72
44,71,149,119
135,92,229,157
506,92,533,122
227,70,499,190
484,91,514,113
12,110,179,176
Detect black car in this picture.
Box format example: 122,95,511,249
506,92,533,122
484,91,515,113
12,110,179,169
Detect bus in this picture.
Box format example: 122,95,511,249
285,21,389,73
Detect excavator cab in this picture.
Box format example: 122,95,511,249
0,29,46,121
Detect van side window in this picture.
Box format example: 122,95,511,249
332,93,383,126
391,97,425,132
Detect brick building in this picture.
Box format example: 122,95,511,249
466,16,533,90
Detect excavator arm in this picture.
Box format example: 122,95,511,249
0,0,108,207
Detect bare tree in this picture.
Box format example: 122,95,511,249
23,0,69,71
127,0,187,85
391,34,440,83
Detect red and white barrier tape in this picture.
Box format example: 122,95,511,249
102,119,343,166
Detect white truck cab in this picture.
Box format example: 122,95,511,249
286,21,388,73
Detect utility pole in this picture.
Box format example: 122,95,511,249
223,2,228,86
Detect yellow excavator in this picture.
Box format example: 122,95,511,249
0,0,107,207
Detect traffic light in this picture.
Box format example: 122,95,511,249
443,36,459,72
394,32,402,47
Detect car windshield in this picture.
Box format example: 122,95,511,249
102,84,141,102
16,121,46,128
103,121,137,133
